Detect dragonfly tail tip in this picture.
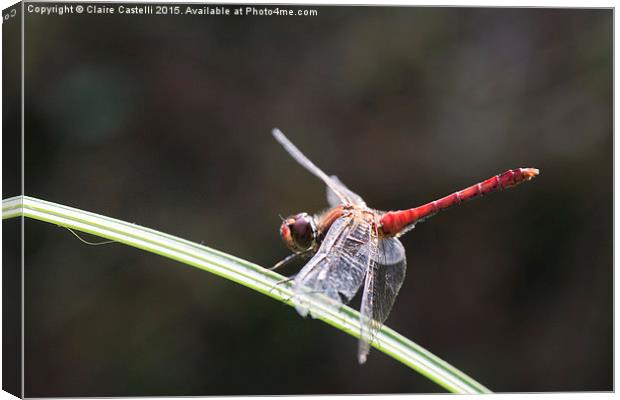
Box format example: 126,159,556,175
523,168,539,180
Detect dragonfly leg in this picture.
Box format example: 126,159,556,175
269,254,297,271
279,279,325,304
268,275,296,295
269,248,314,271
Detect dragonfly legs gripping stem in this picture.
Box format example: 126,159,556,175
269,254,295,271
268,275,296,298
269,249,313,271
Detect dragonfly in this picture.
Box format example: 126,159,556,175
271,128,539,364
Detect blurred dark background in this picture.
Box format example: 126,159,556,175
14,5,612,396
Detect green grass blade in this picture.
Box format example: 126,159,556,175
3,195,491,394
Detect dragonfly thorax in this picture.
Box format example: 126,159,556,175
280,212,318,253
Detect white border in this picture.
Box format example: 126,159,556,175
0,1,615,400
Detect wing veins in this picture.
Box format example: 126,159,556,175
358,237,407,363
293,216,372,314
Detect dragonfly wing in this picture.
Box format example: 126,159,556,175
326,175,367,208
293,215,373,318
358,237,407,364
272,128,350,204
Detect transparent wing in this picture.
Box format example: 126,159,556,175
326,175,367,208
358,237,407,364
272,128,350,204
292,215,373,318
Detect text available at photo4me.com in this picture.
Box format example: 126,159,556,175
23,4,319,17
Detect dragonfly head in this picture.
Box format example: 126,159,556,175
279,212,318,253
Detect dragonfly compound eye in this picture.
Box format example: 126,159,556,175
280,213,316,252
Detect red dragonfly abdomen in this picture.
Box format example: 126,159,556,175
380,168,539,236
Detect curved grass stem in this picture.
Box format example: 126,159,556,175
3,195,491,394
